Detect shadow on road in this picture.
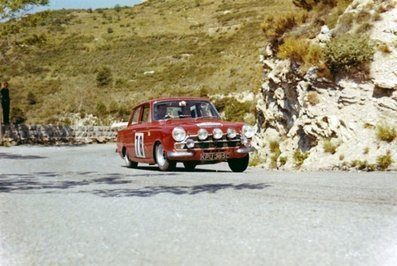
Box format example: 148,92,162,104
0,152,47,160
128,165,230,173
0,172,269,197
0,172,171,193
87,183,269,198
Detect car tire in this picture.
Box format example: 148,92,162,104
155,143,176,171
124,152,138,168
183,162,197,171
227,154,249,172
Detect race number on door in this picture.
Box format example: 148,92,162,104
135,133,145,158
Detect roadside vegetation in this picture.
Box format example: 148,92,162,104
261,0,379,79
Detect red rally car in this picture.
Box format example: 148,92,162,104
116,97,255,172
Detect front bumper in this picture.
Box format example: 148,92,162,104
166,146,255,160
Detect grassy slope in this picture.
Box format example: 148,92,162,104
0,0,296,124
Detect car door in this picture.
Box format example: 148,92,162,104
132,104,152,162
126,106,141,161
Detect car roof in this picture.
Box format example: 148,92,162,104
137,97,211,106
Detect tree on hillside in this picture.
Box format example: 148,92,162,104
0,0,49,20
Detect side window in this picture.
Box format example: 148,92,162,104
141,104,150,123
128,107,141,126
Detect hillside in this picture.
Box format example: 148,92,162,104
0,0,297,124
254,0,397,171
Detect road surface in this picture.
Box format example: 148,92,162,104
0,144,396,265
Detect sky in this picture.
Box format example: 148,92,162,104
31,0,143,12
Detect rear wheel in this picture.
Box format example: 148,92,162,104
155,143,176,171
124,151,138,168
227,154,249,172
183,162,197,171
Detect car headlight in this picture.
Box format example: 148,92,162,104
213,128,223,140
227,128,237,139
186,138,195,149
242,125,255,138
172,127,186,142
197,128,208,140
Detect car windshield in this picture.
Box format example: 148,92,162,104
153,100,220,121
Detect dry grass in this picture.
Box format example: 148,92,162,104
376,123,397,142
306,91,320,105
378,42,392,54
376,151,393,171
323,138,339,154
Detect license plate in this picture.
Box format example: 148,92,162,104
200,152,229,161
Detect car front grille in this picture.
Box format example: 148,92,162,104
190,136,241,149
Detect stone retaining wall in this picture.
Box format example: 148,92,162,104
0,124,118,145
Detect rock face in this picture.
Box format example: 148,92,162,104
254,1,397,171
370,2,397,90
0,125,117,146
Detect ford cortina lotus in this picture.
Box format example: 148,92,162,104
116,97,255,172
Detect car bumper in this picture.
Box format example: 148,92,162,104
166,146,255,161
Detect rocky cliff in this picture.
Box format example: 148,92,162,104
254,0,397,171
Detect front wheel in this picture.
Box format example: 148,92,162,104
155,143,176,171
227,154,249,172
124,153,138,168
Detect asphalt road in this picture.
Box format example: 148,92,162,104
0,144,396,266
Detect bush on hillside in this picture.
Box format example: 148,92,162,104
27,92,37,105
261,12,308,40
277,36,324,68
11,107,26,124
376,123,397,142
212,97,255,122
324,34,374,75
376,151,393,171
96,66,113,87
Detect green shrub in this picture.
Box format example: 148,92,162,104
351,160,375,171
323,139,339,154
293,149,309,168
96,66,113,87
27,92,37,105
11,107,26,124
269,140,281,169
279,156,288,167
324,34,374,74
376,151,393,171
376,124,397,142
213,97,255,122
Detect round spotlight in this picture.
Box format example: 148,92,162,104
213,128,223,140
186,138,195,149
172,127,186,142
242,125,255,138
227,128,237,139
197,128,208,140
